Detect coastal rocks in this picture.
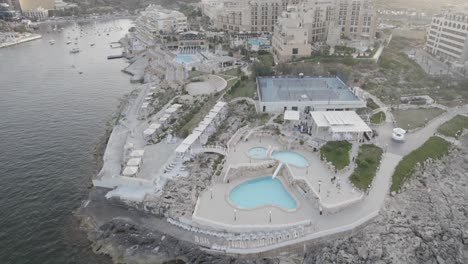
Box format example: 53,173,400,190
92,218,278,264
144,154,220,218
304,135,468,264
208,101,265,146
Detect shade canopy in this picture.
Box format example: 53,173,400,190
311,111,371,133
143,128,156,136
130,149,145,157
149,123,161,130
122,166,138,176
284,110,300,121
127,157,142,167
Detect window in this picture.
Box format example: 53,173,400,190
292,48,298,55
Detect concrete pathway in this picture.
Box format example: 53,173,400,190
190,103,468,253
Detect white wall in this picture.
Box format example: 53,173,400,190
258,100,366,113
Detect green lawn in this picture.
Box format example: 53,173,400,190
320,140,352,170
224,78,257,100
256,113,270,125
225,77,239,90
390,136,451,192
258,53,274,67
221,68,240,77
189,70,206,78
393,108,445,130
437,115,468,138
366,98,380,110
349,144,383,190
370,111,386,124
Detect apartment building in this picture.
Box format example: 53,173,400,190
272,6,311,62
425,11,468,65
201,0,290,33
272,0,376,62
337,0,376,42
203,0,375,42
302,0,336,44
134,5,188,48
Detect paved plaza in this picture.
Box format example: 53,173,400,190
194,133,366,230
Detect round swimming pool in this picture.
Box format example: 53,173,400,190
247,147,268,159
271,151,309,167
229,176,297,209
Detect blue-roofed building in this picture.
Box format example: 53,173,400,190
256,75,366,113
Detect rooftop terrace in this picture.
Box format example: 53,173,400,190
257,76,360,103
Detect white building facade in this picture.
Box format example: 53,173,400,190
203,0,376,43
337,0,376,42
23,6,48,21
134,5,188,48
201,0,291,33
272,6,311,62
425,11,468,71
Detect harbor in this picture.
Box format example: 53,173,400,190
0,33,42,48
0,19,133,264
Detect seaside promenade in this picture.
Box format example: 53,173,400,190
0,34,42,49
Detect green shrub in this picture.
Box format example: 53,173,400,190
391,137,450,192
349,144,383,190
320,141,352,170
437,115,468,138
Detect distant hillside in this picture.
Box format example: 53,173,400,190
375,0,468,13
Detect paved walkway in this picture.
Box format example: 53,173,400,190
190,103,468,253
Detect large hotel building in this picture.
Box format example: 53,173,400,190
202,0,376,37
268,0,376,62
425,11,468,66
201,0,291,33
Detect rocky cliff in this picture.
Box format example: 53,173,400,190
305,135,468,264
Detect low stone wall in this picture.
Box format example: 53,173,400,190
223,161,277,183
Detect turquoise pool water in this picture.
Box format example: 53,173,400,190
175,55,193,63
248,38,270,46
229,176,297,209
272,151,309,167
248,147,268,159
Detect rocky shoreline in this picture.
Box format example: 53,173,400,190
76,132,468,263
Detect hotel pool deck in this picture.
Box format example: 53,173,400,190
229,176,297,209
193,134,363,229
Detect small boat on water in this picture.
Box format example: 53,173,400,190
70,48,80,54
49,40,55,45
90,43,95,46
66,41,72,45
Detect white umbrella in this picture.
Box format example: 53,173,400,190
332,133,342,140
344,133,353,140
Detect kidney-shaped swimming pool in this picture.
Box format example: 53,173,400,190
229,176,297,209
